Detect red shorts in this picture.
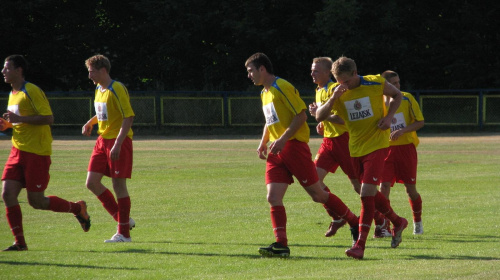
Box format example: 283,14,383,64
266,140,319,187
2,147,51,192
314,133,358,179
382,144,418,186
351,148,388,185
88,136,133,178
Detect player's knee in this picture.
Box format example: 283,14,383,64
27,197,45,209
266,194,282,205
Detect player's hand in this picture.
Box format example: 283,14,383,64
269,137,286,155
257,143,268,160
390,129,404,141
308,102,318,117
377,116,391,130
3,110,21,124
82,123,93,136
332,85,348,100
110,143,121,161
0,118,12,131
316,122,324,136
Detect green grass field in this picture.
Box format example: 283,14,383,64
0,134,499,279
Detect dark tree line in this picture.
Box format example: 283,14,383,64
0,0,498,93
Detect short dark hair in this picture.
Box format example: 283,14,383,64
381,70,399,80
5,55,28,77
245,52,274,75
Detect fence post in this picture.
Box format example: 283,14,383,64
478,91,484,130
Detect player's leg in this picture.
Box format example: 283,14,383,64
316,167,347,237
373,182,392,238
259,182,290,257
405,184,423,234
87,171,119,221
2,179,27,251
104,178,131,243
345,183,378,259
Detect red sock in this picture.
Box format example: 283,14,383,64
356,196,375,249
6,205,26,246
373,210,385,226
47,196,81,215
324,193,358,228
270,206,287,247
97,189,119,221
117,196,131,238
322,187,341,220
409,195,422,222
374,192,402,226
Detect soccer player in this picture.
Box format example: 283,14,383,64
316,56,408,259
379,70,424,235
308,57,361,238
245,53,359,258
82,55,135,243
1,55,90,251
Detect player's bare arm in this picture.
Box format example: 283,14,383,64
378,81,402,130
316,85,346,122
269,110,307,155
82,115,98,136
257,125,270,159
390,120,424,141
110,116,134,161
3,110,53,125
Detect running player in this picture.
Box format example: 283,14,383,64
380,70,424,235
1,55,90,251
308,57,361,238
316,56,408,259
245,53,359,258
82,54,135,243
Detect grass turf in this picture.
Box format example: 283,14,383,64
0,134,499,279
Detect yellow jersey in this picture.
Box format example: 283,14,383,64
261,77,309,143
389,91,424,147
332,75,389,157
7,82,53,156
316,80,348,138
94,81,135,139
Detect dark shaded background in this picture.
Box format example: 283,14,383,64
0,0,498,93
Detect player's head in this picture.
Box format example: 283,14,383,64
85,54,111,73
332,56,359,89
245,53,274,75
85,54,111,85
311,57,332,86
381,70,401,90
2,55,28,81
245,53,274,86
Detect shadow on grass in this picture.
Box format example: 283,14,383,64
76,241,354,261
0,260,140,270
84,248,353,261
407,255,499,261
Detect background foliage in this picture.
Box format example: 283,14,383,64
0,0,498,92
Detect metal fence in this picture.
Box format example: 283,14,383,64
0,89,499,130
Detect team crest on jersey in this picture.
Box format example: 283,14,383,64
95,102,108,121
344,97,373,122
263,102,279,126
354,100,362,110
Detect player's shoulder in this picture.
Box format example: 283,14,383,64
274,77,298,94
401,91,417,101
327,80,339,90
360,74,384,85
23,81,43,92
